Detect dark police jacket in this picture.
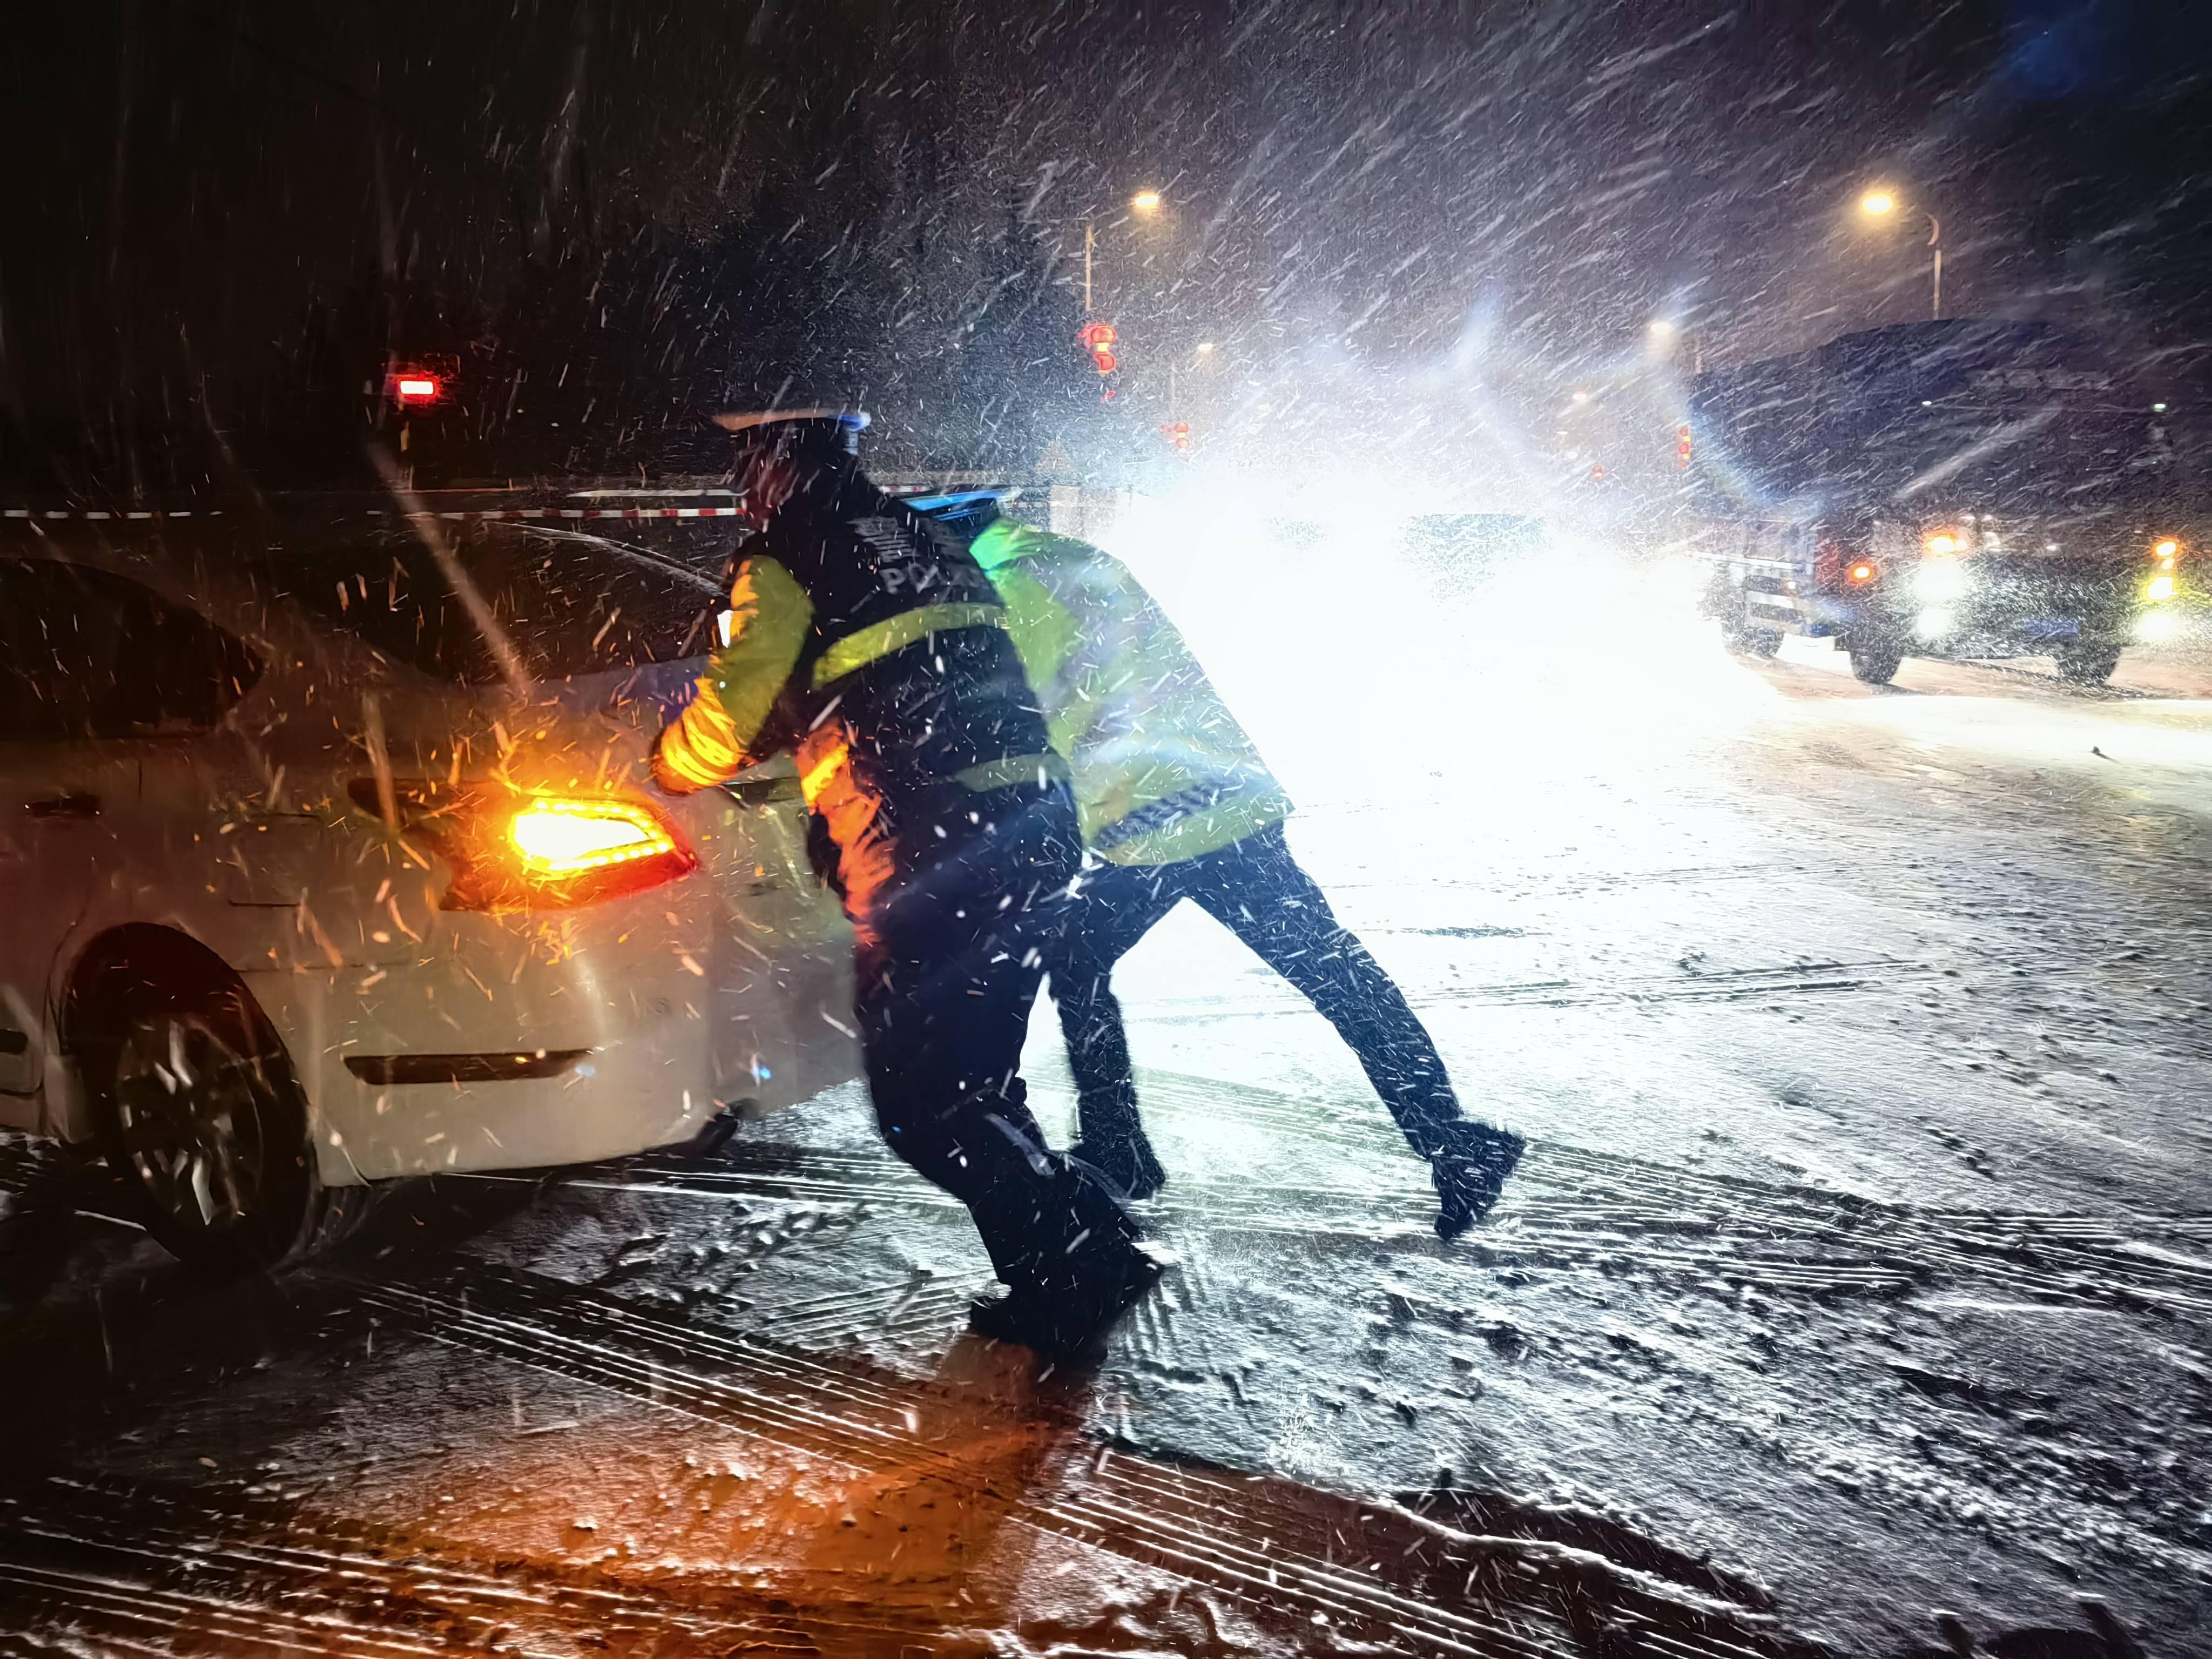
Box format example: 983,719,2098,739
654,469,1060,919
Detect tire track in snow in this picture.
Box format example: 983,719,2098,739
331,1265,1818,1659
1124,1073,2212,1318
0,1477,895,1657
571,1083,2211,1318
1137,956,1948,1021
519,1148,1930,1304
0,1553,473,1657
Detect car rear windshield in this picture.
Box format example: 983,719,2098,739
259,518,734,684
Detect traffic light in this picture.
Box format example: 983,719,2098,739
390,369,443,407
1077,321,1118,378
1159,420,1190,454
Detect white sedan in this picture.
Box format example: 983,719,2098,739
0,499,859,1266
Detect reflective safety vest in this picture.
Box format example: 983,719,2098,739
969,520,1291,867
656,474,1060,912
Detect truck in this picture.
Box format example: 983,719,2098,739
1689,320,2186,685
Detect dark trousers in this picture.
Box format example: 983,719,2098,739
1050,821,1462,1159
853,781,1128,1287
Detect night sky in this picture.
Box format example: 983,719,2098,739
4,1,2208,483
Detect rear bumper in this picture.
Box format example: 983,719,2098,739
246,887,722,1185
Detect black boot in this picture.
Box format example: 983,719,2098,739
1430,1121,1525,1240
969,1151,1161,1354
1069,1131,1167,1201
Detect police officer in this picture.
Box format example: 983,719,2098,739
969,507,1523,1238
652,410,1155,1347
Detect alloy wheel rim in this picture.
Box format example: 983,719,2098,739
111,1014,273,1236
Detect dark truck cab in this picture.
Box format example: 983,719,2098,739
1690,320,2184,685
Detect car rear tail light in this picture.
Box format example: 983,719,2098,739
350,781,696,910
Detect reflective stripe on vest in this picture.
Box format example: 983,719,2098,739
811,602,1008,689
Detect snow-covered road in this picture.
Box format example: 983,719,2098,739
2,554,2206,1657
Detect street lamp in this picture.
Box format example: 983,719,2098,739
1130,190,1163,213
1856,187,1942,320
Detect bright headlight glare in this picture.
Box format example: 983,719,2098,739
2154,538,2180,562
1924,529,1963,556
509,799,675,875
1914,606,1956,639
2144,573,2177,603
2137,607,2182,644
1916,561,1971,603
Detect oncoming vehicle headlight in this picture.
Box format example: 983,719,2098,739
1916,559,1971,603
2138,606,2183,644
1924,528,1964,556
2153,537,2180,567
2144,572,2177,604
1914,606,1957,640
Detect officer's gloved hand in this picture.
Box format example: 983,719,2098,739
649,727,697,796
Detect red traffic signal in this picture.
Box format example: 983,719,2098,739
1159,420,1191,453
1077,321,1118,379
389,369,443,407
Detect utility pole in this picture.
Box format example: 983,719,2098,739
1084,222,1095,314
1927,212,1943,320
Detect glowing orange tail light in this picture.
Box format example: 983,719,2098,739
509,798,677,876
352,783,696,910
1848,561,1877,584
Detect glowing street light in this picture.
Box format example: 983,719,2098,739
1195,341,1215,355
1130,190,1163,213
1855,185,1941,319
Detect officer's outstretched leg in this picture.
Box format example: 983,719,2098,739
857,788,1158,1348
1048,862,1181,1199
1183,824,1524,1236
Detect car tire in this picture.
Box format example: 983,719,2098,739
82,972,365,1270
2054,642,2121,686
1848,641,1905,685
1718,609,1783,657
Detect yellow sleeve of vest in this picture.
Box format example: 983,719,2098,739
983,564,1084,747
653,556,813,793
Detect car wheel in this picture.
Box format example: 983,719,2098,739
1732,626,1782,658
2054,642,2121,686
1848,642,1904,685
84,975,363,1269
